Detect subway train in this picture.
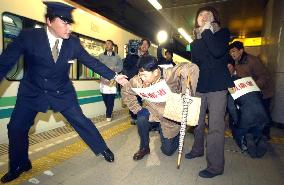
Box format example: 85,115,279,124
0,0,189,144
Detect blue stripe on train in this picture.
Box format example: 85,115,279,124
0,96,106,119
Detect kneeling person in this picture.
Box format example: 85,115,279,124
122,56,199,160
227,63,269,158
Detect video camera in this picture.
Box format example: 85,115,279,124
127,39,140,55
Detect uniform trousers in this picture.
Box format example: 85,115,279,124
7,101,107,170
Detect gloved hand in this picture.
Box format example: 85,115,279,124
137,108,150,118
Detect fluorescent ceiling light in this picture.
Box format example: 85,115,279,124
147,0,162,10
177,28,193,43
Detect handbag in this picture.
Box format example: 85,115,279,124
163,66,201,126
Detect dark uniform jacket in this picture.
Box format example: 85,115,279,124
191,28,233,93
0,28,115,112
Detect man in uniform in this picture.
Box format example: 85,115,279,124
0,2,128,183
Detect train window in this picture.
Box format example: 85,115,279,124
2,13,24,80
2,12,44,80
68,59,78,80
78,36,105,80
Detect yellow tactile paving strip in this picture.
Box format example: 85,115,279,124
0,121,132,185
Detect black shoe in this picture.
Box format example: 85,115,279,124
1,161,32,183
256,137,268,158
101,148,114,162
185,152,203,159
130,119,136,125
199,169,223,178
246,134,257,158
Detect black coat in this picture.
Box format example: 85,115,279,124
191,28,233,93
0,28,115,112
157,46,176,66
122,54,140,79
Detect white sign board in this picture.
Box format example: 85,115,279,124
131,80,171,103
158,64,173,69
100,83,117,94
229,77,260,100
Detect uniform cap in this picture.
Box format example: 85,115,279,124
43,1,75,23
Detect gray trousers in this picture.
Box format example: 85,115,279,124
191,90,227,174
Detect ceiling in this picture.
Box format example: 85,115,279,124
71,0,268,59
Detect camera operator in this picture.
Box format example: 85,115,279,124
122,38,151,125
123,38,151,79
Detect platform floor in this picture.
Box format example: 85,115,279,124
0,114,283,185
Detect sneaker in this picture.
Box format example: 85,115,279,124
106,118,112,122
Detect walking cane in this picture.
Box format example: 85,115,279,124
177,88,191,169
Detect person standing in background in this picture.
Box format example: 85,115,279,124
157,46,176,67
185,6,233,178
99,40,123,121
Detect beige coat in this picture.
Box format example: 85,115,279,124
122,63,199,138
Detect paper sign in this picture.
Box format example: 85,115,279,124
158,64,173,69
131,80,171,103
100,83,117,94
229,77,260,100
